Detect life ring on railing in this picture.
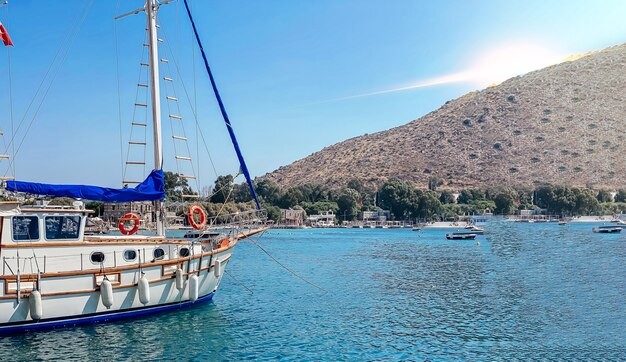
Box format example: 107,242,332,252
118,213,140,235
220,239,229,248
188,205,207,230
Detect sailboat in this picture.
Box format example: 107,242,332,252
0,0,266,333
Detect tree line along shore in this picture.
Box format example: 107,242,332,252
19,172,626,223
160,173,626,223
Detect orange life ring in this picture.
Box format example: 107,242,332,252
118,213,140,235
220,239,229,248
188,205,207,230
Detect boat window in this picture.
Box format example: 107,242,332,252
91,252,105,264
153,248,165,260
123,250,137,261
179,247,190,257
12,216,40,241
45,216,81,240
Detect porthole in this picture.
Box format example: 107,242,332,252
91,252,105,264
179,247,190,257
153,248,165,260
123,250,137,261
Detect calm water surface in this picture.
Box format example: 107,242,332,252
1,221,625,360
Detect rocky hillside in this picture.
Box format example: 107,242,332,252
263,44,626,190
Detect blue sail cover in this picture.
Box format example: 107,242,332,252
6,170,166,202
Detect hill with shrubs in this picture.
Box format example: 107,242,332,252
263,43,626,190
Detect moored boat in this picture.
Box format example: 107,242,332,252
445,232,477,240
0,0,267,334
592,225,622,233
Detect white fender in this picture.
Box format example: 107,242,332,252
29,290,43,320
100,279,114,309
189,274,199,302
214,259,222,278
175,268,184,291
138,276,150,305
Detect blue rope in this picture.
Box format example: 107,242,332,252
182,0,261,210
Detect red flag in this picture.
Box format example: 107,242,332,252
0,21,14,47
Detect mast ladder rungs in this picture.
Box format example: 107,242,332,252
169,114,183,120
166,96,178,101
138,83,148,88
160,58,169,63
163,77,173,81
181,194,200,198
132,122,147,127
125,161,146,165
143,43,150,47
128,142,146,145
0,155,9,159
172,135,187,140
178,174,197,179
123,181,141,184
140,63,150,67
175,156,192,161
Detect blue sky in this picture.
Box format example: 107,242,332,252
1,0,625,189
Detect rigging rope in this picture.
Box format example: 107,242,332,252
157,29,219,180
246,231,328,295
181,0,261,210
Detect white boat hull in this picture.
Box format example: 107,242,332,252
0,248,232,334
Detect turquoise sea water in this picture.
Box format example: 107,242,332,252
1,220,625,360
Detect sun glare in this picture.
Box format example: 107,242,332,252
467,43,564,87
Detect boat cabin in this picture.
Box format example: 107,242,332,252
0,203,90,245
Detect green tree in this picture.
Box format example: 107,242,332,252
233,183,252,203
616,189,626,203
458,189,486,204
337,188,360,221
596,189,614,203
469,199,496,214
301,201,339,216
164,171,195,201
85,201,104,216
278,188,303,209
379,179,418,220
265,205,281,222
255,179,282,205
439,190,456,204
416,191,443,220
210,175,235,203
574,189,600,215
493,192,516,215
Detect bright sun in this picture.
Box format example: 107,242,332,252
467,43,564,87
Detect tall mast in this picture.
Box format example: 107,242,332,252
146,0,165,236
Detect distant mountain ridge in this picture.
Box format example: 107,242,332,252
263,43,626,190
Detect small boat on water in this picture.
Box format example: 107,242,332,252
464,225,485,234
592,226,622,233
411,227,421,231
445,232,477,240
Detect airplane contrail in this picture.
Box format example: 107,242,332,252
311,71,473,104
